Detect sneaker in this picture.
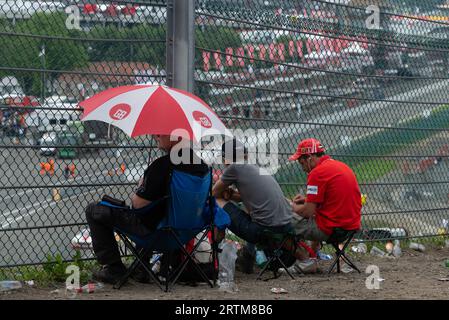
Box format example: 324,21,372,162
341,264,354,274
131,265,152,283
279,265,298,275
294,258,318,274
92,263,127,284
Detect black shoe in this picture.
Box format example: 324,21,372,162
131,265,153,284
92,264,127,285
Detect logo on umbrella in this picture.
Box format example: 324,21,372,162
109,103,131,121
193,111,212,128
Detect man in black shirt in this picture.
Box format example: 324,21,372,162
86,135,209,284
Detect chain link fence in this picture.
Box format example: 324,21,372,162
0,0,448,269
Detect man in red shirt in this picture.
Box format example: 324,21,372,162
288,138,361,250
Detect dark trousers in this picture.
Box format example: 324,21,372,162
85,203,152,266
223,202,292,245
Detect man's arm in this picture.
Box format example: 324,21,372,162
212,179,231,199
131,193,151,209
131,177,152,209
292,201,317,219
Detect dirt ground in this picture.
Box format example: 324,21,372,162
2,245,449,300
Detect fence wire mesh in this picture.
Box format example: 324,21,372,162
0,0,448,270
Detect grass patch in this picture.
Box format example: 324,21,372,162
353,159,396,183
0,251,98,286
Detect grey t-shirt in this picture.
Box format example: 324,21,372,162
221,164,292,227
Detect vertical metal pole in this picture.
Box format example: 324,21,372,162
166,0,195,92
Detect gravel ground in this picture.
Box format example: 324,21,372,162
2,245,449,300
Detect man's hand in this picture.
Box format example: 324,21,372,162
292,201,317,219
222,188,233,201
131,193,151,209
293,194,306,204
291,202,302,214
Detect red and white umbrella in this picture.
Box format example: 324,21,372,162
80,85,232,141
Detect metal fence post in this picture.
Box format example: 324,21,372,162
166,0,195,92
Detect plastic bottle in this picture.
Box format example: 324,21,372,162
218,241,238,292
393,240,402,257
370,246,386,257
351,243,367,254
150,253,162,273
67,282,104,294
0,281,22,292
79,282,104,294
409,242,425,252
316,250,333,260
255,250,268,267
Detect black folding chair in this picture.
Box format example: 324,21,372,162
326,228,361,274
256,229,297,281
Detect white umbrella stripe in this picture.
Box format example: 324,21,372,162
166,88,233,139
82,86,158,136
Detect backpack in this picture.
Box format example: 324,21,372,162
159,230,218,283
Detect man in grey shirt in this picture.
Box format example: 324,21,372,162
219,164,292,229
212,139,293,273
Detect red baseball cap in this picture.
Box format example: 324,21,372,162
289,138,325,161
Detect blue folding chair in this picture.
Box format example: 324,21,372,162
101,169,230,292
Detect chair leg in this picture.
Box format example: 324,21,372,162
336,251,341,273
340,253,361,273
114,235,164,291
327,233,361,275
167,229,214,290
275,256,295,280
257,235,297,281
327,243,341,274
114,257,139,290
256,255,276,280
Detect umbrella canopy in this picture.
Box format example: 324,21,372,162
80,85,232,141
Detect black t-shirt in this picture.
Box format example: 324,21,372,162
135,148,209,229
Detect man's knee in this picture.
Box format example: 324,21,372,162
85,202,111,224
85,203,96,222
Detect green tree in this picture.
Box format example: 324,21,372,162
88,24,165,63
88,24,129,61
133,25,166,65
195,26,242,52
2,12,88,96
0,17,12,31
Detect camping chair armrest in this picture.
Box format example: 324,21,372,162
130,196,170,216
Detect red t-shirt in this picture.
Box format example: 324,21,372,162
305,155,361,235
